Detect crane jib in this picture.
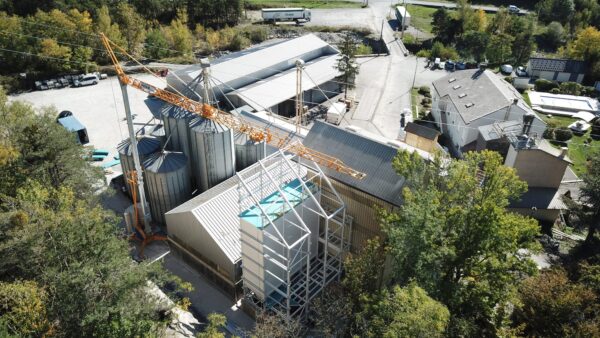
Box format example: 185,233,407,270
99,33,366,180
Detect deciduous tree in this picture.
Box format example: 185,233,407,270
381,150,540,336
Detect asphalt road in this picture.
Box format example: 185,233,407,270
402,0,529,14
310,4,448,140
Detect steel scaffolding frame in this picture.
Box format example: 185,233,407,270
237,147,347,321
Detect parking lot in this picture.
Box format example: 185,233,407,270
10,74,163,172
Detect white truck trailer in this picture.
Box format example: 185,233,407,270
261,8,311,23
395,6,411,29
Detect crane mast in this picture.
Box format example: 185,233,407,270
100,33,366,180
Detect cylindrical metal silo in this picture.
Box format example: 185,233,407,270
143,151,191,225
234,131,266,171
161,103,195,156
118,136,161,198
150,124,166,146
188,116,236,192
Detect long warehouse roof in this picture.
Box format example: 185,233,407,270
168,34,338,96
226,54,339,111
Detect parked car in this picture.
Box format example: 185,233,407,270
508,5,520,13
433,57,441,69
56,110,73,121
445,60,456,71
465,61,478,69
515,66,527,77
500,64,514,75
74,74,99,87
456,61,466,70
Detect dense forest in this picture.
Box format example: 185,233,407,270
0,0,264,90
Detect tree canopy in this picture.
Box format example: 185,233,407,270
381,150,540,336
0,87,182,336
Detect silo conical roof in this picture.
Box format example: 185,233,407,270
189,116,229,134
143,151,188,173
161,103,196,120
117,136,161,157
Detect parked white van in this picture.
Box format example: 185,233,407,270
74,74,99,87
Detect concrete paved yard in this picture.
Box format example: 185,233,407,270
9,74,164,170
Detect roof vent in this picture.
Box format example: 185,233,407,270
448,78,456,83
465,103,474,108
458,93,467,98
453,85,461,90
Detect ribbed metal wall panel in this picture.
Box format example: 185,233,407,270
189,117,236,192
324,179,396,253
234,131,266,171
117,136,161,198
143,151,192,225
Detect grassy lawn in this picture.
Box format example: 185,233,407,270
540,115,596,176
521,91,531,107
246,0,362,9
405,5,493,34
411,87,419,119
406,5,437,33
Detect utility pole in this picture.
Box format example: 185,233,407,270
119,82,152,235
295,59,305,134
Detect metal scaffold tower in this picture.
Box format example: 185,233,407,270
236,149,348,321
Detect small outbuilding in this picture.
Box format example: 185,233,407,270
526,57,586,84
403,122,440,152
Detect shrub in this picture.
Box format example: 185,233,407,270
418,86,431,95
504,76,513,84
416,49,431,58
356,44,373,55
535,79,559,92
554,127,573,142
559,82,582,96
550,88,561,94
421,97,432,104
229,33,251,51
244,26,268,43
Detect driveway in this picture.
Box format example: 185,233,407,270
310,4,449,140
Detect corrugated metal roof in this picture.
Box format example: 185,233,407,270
57,116,85,132
168,34,338,98
118,137,161,156
226,54,339,111
303,121,406,206
166,154,308,264
143,151,187,173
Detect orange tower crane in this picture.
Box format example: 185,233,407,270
100,33,366,180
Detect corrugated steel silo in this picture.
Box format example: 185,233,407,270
234,131,266,171
161,103,195,156
150,124,166,146
189,116,236,192
143,151,191,225
118,136,161,198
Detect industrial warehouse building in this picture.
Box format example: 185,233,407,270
303,121,432,252
166,150,348,319
166,34,341,117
